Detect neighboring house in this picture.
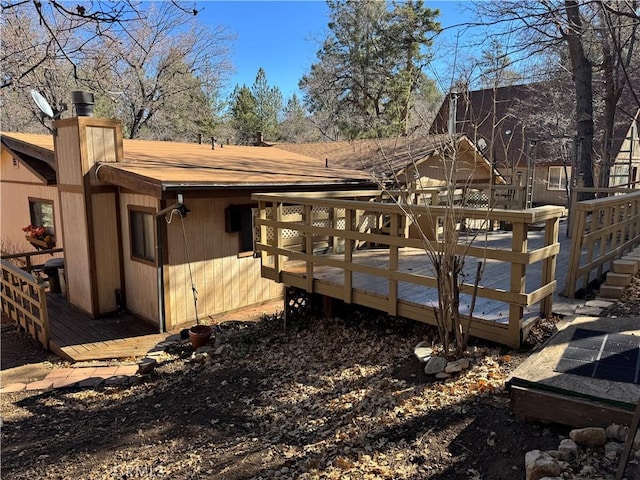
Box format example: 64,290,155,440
430,83,640,206
1,115,374,332
609,109,640,188
275,133,504,189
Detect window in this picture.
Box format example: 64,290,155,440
129,208,155,263
547,166,569,191
29,198,54,233
225,204,256,255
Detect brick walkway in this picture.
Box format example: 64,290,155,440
1,364,141,392
0,333,183,394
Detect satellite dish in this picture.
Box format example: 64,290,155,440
31,90,55,119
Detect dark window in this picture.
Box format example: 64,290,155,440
29,198,54,233
226,204,256,254
129,209,155,263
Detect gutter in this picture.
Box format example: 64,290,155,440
160,180,376,191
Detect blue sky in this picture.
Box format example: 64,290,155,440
198,1,478,101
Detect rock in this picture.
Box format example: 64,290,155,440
413,342,433,363
190,352,209,364
435,371,451,379
137,357,157,374
424,355,447,375
604,441,625,460
444,358,470,373
569,427,607,447
579,465,596,476
606,423,629,442
525,450,562,480
214,345,227,355
557,439,577,462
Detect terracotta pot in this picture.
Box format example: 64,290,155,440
188,324,212,349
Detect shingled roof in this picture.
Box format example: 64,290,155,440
0,132,375,196
429,82,640,171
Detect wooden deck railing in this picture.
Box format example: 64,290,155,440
1,247,64,274
253,191,564,348
564,190,640,297
567,186,636,237
1,259,49,349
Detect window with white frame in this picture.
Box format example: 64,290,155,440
547,166,569,191
129,208,155,264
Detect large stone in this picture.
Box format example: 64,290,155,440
569,427,607,447
424,355,447,375
444,358,470,374
557,439,578,462
525,450,562,480
137,357,157,374
606,424,629,442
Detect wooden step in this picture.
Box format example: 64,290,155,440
620,255,640,267
599,284,625,299
606,272,632,287
613,259,637,275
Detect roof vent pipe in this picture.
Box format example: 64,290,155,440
447,90,458,136
71,91,95,117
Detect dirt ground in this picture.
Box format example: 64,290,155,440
1,289,637,479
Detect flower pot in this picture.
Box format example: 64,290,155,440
188,324,212,349
26,236,55,250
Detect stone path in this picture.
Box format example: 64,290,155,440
0,333,182,393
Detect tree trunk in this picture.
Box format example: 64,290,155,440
565,0,595,192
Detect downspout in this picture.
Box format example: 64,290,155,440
156,210,166,333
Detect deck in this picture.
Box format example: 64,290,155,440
255,191,569,347
47,293,170,362
283,227,576,323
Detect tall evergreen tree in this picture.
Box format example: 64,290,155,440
280,93,317,142
230,85,259,144
300,0,440,138
251,68,283,141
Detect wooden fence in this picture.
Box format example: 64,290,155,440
564,190,640,297
1,259,50,348
253,191,564,348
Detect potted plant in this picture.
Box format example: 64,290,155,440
188,324,212,349
23,225,55,249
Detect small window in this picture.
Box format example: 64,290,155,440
29,198,54,234
129,208,155,263
226,204,256,254
547,166,569,191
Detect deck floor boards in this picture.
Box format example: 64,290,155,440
284,229,574,326
46,293,169,362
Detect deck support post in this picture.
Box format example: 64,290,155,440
388,212,399,316
343,208,353,304
540,217,559,318
305,204,314,293
508,222,527,348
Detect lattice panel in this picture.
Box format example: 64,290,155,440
466,191,489,208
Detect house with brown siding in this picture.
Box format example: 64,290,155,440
430,83,640,206
1,116,374,332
